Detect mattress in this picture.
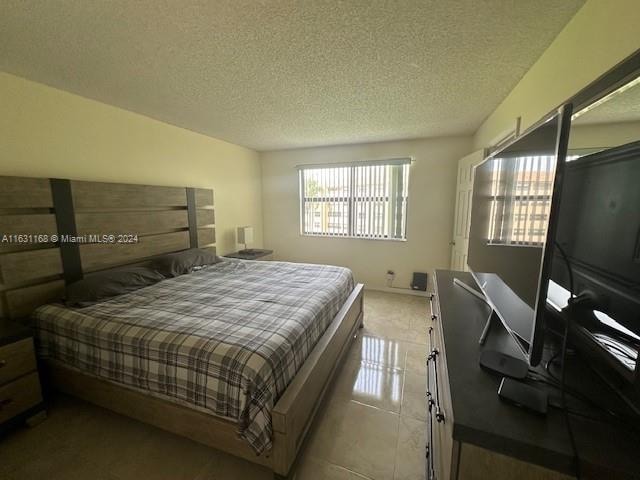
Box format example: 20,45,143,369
33,259,354,454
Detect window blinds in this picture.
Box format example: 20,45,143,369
299,159,411,240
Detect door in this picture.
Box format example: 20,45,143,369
450,150,485,271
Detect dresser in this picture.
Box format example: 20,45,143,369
427,270,639,480
0,322,46,432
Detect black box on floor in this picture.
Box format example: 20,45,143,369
411,272,427,291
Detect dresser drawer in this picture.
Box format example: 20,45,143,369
0,338,37,386
0,372,43,424
427,293,456,480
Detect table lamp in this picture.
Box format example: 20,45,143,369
237,226,254,253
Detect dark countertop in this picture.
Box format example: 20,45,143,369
434,269,639,478
224,249,273,260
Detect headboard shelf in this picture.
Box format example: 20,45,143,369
0,175,216,322
71,181,188,209
0,248,63,285
75,210,190,236
0,177,54,209
79,230,191,272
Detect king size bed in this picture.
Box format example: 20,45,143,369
0,175,364,478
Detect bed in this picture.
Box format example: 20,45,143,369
33,259,355,455
0,175,364,478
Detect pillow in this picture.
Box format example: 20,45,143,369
66,266,165,307
150,248,220,278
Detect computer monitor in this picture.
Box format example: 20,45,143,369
467,105,572,366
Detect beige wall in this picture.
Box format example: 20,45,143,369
260,137,473,291
0,72,263,255
474,0,640,149
569,121,640,150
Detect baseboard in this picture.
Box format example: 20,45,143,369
365,285,432,297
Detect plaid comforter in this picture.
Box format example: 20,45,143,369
33,259,354,454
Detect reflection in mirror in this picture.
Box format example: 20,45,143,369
546,280,640,372
569,75,640,160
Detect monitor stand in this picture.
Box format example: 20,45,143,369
452,277,494,345
453,276,529,379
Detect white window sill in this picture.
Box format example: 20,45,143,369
300,233,407,242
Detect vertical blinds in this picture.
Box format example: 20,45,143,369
487,154,556,245
299,159,410,240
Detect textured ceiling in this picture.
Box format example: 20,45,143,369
573,78,640,125
0,1,584,151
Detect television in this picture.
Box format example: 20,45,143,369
467,105,572,366
550,141,640,380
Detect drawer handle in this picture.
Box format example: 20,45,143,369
435,410,446,423
428,294,438,322
0,398,13,410
0,360,6,368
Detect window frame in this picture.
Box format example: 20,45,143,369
297,158,412,242
486,154,557,247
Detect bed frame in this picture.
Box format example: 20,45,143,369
0,175,364,478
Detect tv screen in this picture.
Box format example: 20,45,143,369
551,141,640,374
467,107,571,365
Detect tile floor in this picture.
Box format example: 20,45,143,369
0,290,429,480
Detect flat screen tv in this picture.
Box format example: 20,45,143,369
550,141,640,379
467,105,572,366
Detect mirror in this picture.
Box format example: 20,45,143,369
568,75,640,160
554,73,640,383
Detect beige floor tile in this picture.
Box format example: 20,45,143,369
361,322,427,346
194,452,271,480
294,456,374,479
107,424,216,480
44,397,156,468
404,344,427,375
394,416,427,480
347,334,408,370
331,354,403,413
3,454,111,480
361,292,428,345
408,315,429,334
304,398,400,480
400,372,428,421
0,427,68,478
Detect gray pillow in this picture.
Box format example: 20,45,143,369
66,266,165,307
150,248,220,278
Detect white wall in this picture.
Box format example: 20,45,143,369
473,0,640,149
260,136,473,291
569,121,640,150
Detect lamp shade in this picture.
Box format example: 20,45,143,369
237,226,254,244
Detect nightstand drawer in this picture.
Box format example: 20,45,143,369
0,372,43,424
0,338,37,386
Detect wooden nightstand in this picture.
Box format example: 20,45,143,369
225,249,274,261
0,322,46,433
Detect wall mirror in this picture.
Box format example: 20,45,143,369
569,73,640,159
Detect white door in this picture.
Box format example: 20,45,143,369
450,150,485,271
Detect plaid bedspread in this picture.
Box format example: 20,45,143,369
33,259,354,454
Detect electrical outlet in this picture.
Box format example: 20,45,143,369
386,270,395,281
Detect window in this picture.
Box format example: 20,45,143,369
487,155,556,246
299,159,410,240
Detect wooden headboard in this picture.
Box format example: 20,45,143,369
0,176,215,321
